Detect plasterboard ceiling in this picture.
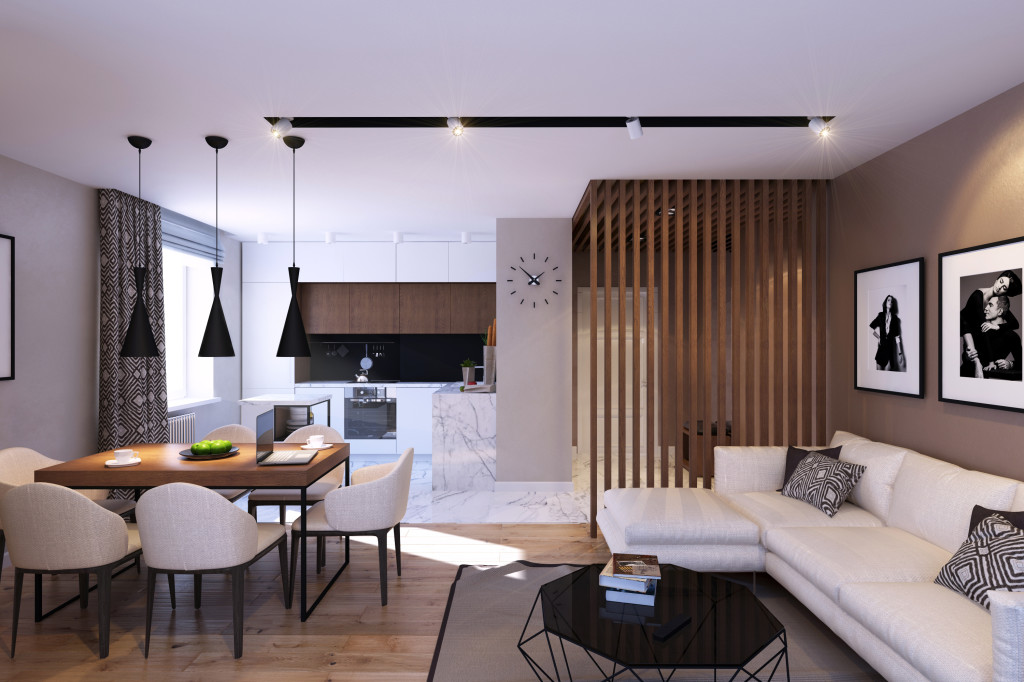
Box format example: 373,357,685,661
1,1,1023,242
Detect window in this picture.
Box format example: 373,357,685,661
163,247,214,402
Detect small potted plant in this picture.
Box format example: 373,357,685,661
460,358,477,386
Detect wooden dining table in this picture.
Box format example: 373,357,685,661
35,441,351,621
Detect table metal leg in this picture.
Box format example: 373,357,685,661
300,486,308,621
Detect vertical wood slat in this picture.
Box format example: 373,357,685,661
588,183,599,536
701,179,713,483
674,180,685,486
646,181,656,487
772,180,784,444
602,182,612,494
799,180,813,445
715,181,727,487
631,180,642,487
758,181,770,445
660,180,670,486
688,181,700,487
617,181,627,488
814,182,828,444
732,180,744,447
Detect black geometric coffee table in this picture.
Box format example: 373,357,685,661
518,563,788,681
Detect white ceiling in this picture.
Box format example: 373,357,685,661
2,1,1024,242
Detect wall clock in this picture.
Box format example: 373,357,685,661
506,252,562,309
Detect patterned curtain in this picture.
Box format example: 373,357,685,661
98,189,169,453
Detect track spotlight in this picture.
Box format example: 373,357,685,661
808,117,831,138
325,231,334,245
393,231,404,244
257,232,268,245
461,231,472,245
446,117,464,137
625,117,643,140
270,118,293,138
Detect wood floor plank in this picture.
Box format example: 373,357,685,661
0,523,609,679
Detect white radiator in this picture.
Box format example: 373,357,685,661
167,413,196,443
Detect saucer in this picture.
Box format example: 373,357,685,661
105,457,141,468
301,443,332,450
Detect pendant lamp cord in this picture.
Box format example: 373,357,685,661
137,147,142,268
292,147,296,267
215,148,220,268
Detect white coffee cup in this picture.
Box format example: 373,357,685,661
114,448,137,464
306,434,325,447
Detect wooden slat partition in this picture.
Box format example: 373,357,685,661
574,179,829,537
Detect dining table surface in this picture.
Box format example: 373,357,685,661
34,442,350,490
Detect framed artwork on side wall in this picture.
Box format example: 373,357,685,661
940,236,1024,412
0,233,12,380
854,257,924,397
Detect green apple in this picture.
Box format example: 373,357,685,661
191,442,211,455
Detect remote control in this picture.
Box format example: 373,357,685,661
652,613,691,642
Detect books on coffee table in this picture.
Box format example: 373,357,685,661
599,558,655,593
611,553,661,580
605,582,656,606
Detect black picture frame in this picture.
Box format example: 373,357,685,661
939,236,1024,412
0,233,12,381
854,257,924,397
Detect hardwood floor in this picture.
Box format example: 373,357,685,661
0,523,609,680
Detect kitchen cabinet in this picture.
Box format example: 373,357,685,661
342,243,396,282
399,283,451,333
299,283,350,334
347,283,399,333
242,282,295,392
242,242,291,283
296,242,344,282
450,283,496,333
448,242,495,282
397,242,449,282
396,385,436,455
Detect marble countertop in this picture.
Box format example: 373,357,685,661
239,393,332,405
295,381,446,388
433,382,496,395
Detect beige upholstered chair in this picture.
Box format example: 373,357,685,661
201,425,256,503
1,482,143,658
0,446,136,586
247,424,346,523
136,482,289,659
290,447,414,607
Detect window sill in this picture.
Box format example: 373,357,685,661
167,397,222,413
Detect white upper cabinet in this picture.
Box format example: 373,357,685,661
296,242,344,281
241,282,295,391
397,242,449,282
242,242,291,282
342,242,396,282
448,242,495,282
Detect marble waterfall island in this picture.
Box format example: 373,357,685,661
431,383,496,492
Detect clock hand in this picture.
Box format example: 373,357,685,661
528,271,545,286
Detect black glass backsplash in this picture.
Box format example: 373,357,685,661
308,334,484,382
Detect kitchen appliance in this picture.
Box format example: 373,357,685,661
343,385,397,444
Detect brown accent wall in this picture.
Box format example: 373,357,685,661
828,81,1024,480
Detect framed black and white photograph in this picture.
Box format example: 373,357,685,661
855,257,924,397
940,236,1024,412
0,233,12,380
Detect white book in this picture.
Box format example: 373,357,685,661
599,559,654,592
606,585,656,607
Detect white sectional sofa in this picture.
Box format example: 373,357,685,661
596,431,1024,682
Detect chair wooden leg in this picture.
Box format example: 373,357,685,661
316,537,324,574
231,567,245,659
394,523,402,576
377,531,388,606
34,573,43,622
278,538,291,609
288,530,300,602
279,503,286,525
79,573,90,608
97,568,112,659
11,569,24,658
194,574,202,609
144,569,157,658
167,573,176,609
248,501,257,519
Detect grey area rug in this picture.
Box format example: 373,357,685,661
428,561,884,682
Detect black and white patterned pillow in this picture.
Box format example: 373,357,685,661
780,452,866,517
935,513,1024,609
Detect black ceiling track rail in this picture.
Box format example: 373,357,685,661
265,115,833,129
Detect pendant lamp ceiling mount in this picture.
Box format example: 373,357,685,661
282,135,305,150
127,135,152,151
205,135,228,150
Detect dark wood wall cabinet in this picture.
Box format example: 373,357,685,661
299,282,495,335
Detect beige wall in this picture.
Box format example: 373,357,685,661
828,81,1024,480
0,154,100,459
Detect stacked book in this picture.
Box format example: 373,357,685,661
600,553,661,606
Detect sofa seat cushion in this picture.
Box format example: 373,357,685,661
766,526,952,601
602,488,760,546
723,491,883,544
839,581,993,682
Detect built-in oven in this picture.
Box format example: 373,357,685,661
343,385,397,441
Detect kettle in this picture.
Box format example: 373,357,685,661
355,369,369,383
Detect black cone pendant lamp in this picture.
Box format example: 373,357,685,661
120,135,160,358
276,135,311,357
198,135,235,357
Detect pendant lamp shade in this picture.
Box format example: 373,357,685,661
199,135,235,357
277,135,311,357
120,135,159,358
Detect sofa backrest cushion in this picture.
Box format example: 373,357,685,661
829,430,870,448
838,440,908,523
1012,484,1024,511
889,451,1020,553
